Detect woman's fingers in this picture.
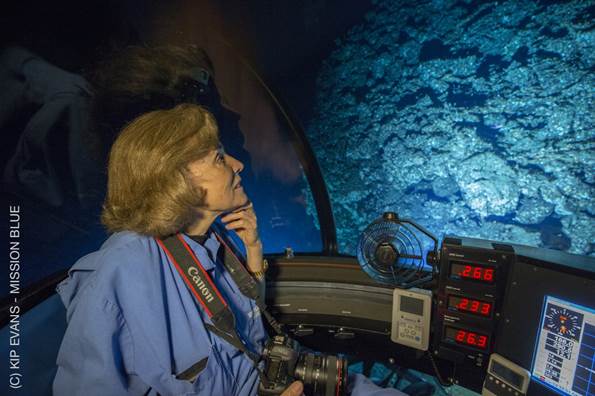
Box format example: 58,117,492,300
221,209,256,224
224,201,253,216
224,217,260,247
224,218,256,230
236,201,253,210
219,201,260,246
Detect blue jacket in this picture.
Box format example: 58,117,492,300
53,230,407,395
53,231,266,395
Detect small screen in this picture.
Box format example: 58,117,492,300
448,295,493,317
400,295,424,315
491,360,524,389
450,261,496,283
443,325,489,349
531,296,595,396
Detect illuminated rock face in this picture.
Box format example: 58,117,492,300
306,0,594,256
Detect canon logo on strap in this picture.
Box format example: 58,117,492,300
187,267,215,303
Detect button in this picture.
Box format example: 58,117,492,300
495,379,500,385
489,375,494,380
501,383,506,388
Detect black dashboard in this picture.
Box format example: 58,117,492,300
266,236,595,395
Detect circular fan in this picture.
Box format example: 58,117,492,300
356,212,437,287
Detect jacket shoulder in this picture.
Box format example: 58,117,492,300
58,232,162,315
93,232,163,291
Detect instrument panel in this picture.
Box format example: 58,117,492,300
266,237,595,395
432,236,595,395
433,236,514,381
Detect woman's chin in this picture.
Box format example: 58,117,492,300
237,194,249,208
226,195,249,213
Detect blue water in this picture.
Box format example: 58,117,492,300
306,0,594,257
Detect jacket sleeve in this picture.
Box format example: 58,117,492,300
53,297,135,396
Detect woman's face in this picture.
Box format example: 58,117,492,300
186,146,248,214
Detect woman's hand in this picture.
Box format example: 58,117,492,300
221,202,264,273
280,381,304,396
220,202,261,249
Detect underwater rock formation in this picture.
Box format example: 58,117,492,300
306,0,594,257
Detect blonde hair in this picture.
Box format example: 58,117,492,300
101,104,219,237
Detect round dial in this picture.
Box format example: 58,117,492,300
544,305,582,340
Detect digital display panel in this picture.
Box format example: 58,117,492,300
443,325,489,350
491,360,524,389
450,261,495,283
447,295,493,317
532,296,595,396
400,295,424,315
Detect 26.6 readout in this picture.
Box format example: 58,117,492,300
450,262,496,283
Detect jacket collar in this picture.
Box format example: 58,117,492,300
179,232,221,271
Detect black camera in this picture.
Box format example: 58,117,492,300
258,334,348,396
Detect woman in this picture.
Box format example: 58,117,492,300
53,103,407,396
52,103,303,395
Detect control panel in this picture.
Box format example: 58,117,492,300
531,296,595,396
433,237,514,373
482,353,530,396
391,288,432,351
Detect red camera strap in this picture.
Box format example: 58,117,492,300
156,232,269,386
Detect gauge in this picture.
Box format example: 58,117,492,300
544,304,582,341
448,295,493,317
443,325,490,350
450,261,496,284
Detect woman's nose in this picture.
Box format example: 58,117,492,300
227,154,244,174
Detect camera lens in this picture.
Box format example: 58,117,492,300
294,352,348,396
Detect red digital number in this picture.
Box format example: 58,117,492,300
452,328,489,349
456,330,466,342
480,303,491,315
470,300,480,312
461,265,472,277
472,267,482,279
454,297,491,316
458,298,469,310
457,264,495,282
484,268,494,281
467,332,476,344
